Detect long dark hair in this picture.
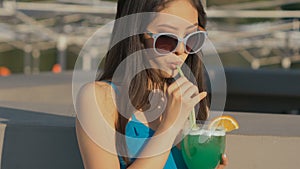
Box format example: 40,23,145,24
98,0,208,166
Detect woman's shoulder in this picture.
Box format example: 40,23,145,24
77,81,118,127
78,81,116,101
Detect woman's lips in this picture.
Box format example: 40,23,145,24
168,61,183,70
169,63,178,70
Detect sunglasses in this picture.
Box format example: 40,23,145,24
145,30,207,55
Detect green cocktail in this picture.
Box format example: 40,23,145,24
181,128,225,169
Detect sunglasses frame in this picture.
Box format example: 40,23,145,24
146,30,208,55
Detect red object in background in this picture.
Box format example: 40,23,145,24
52,64,62,73
0,66,11,76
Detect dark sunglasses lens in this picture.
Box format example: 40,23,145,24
155,34,178,54
186,32,205,53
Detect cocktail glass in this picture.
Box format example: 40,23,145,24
181,122,226,169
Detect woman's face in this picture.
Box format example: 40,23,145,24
144,0,202,78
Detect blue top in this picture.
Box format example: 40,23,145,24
119,114,188,169
102,81,187,169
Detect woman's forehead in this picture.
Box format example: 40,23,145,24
147,14,198,31
147,0,198,31
160,0,198,24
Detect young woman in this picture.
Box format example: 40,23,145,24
75,0,228,168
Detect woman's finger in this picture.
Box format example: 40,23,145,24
167,77,187,94
190,91,207,106
183,85,199,99
220,154,229,166
173,81,194,97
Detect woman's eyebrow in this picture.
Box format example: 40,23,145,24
157,22,198,30
186,23,198,30
157,24,177,30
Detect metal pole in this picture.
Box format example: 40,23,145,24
282,26,291,69
292,19,299,55
83,54,92,71
32,49,40,74
57,35,67,71
24,45,32,75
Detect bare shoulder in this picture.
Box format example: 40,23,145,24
78,81,115,99
75,82,120,169
76,81,118,128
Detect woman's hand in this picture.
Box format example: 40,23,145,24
216,154,229,169
160,77,207,133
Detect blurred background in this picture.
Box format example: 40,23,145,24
0,0,299,73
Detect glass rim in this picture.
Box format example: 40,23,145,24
184,120,226,134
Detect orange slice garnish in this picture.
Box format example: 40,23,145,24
208,115,239,132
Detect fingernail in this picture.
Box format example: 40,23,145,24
223,153,227,158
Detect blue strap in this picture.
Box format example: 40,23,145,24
102,80,120,95
130,113,141,123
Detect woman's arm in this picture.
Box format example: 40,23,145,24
75,82,120,169
76,118,120,169
75,82,173,169
75,82,176,169
129,77,207,169
76,78,206,169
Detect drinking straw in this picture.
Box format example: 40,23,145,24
176,65,197,129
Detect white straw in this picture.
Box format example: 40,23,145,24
176,66,197,129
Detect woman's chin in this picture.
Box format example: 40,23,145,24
160,69,179,78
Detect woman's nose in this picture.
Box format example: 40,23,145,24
174,41,185,55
